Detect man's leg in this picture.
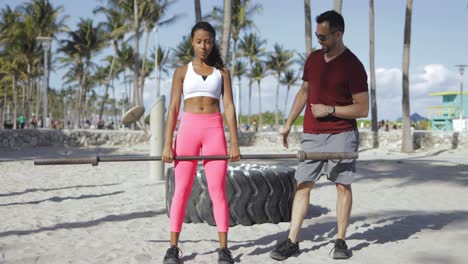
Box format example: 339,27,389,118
336,183,352,240
270,181,314,261
288,181,314,242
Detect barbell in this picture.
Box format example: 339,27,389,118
33,151,358,166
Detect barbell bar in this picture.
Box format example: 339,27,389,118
33,151,358,166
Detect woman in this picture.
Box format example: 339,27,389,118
161,21,240,264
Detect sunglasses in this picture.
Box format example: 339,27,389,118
315,31,337,42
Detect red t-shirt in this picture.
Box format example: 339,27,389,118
302,49,368,134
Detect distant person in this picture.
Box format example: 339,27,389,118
17,115,26,129
270,10,369,261
30,114,38,128
38,116,43,128
45,115,51,128
161,21,240,264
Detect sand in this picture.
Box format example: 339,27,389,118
0,143,467,264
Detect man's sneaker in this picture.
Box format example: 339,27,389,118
163,245,181,264
331,239,351,259
217,247,234,263
269,238,300,261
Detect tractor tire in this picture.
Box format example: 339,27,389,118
165,164,296,227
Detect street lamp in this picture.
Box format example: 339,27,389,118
37,36,52,128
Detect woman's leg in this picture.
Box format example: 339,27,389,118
202,126,229,248
169,128,200,246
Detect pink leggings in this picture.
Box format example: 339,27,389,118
170,112,229,232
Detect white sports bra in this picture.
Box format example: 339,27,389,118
183,62,222,100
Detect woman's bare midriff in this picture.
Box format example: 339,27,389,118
183,96,220,114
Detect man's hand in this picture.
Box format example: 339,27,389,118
310,104,329,118
281,124,292,148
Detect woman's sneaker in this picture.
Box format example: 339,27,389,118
331,239,351,259
163,245,182,264
217,247,234,264
269,238,300,261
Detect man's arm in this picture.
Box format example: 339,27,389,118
334,91,369,119
282,81,309,148
311,91,369,119
284,81,309,127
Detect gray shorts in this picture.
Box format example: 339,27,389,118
295,129,359,185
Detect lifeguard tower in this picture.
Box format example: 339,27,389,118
427,91,468,131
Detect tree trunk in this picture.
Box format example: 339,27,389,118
257,80,262,130
284,86,290,120
221,0,232,64
195,0,202,23
401,0,413,153
133,0,141,107
12,75,17,129
154,24,161,97
230,40,238,88
334,0,343,14
2,88,7,125
248,78,252,125
275,75,280,129
140,28,150,104
369,0,378,148
237,76,242,125
304,0,312,56
35,77,40,118
27,63,33,128
99,55,116,121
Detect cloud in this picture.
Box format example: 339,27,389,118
372,64,461,120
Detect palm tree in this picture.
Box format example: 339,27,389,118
266,44,294,129
59,18,107,128
369,0,378,148
132,0,141,107
94,5,129,121
140,0,178,99
212,1,262,73
0,57,25,130
173,35,193,67
295,52,309,67
304,0,312,55
151,46,173,96
401,0,413,153
23,0,69,37
228,1,262,80
115,42,136,108
250,61,267,130
93,64,111,122
23,0,69,122
0,6,28,123
280,69,300,120
334,0,343,14
238,33,266,125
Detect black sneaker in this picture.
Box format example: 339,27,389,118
163,245,182,264
269,238,300,261
218,247,234,263
331,239,351,259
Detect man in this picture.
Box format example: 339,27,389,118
269,10,369,261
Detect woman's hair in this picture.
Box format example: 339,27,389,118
190,21,224,69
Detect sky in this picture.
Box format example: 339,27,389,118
3,0,468,121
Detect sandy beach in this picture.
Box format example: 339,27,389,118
1,143,467,264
